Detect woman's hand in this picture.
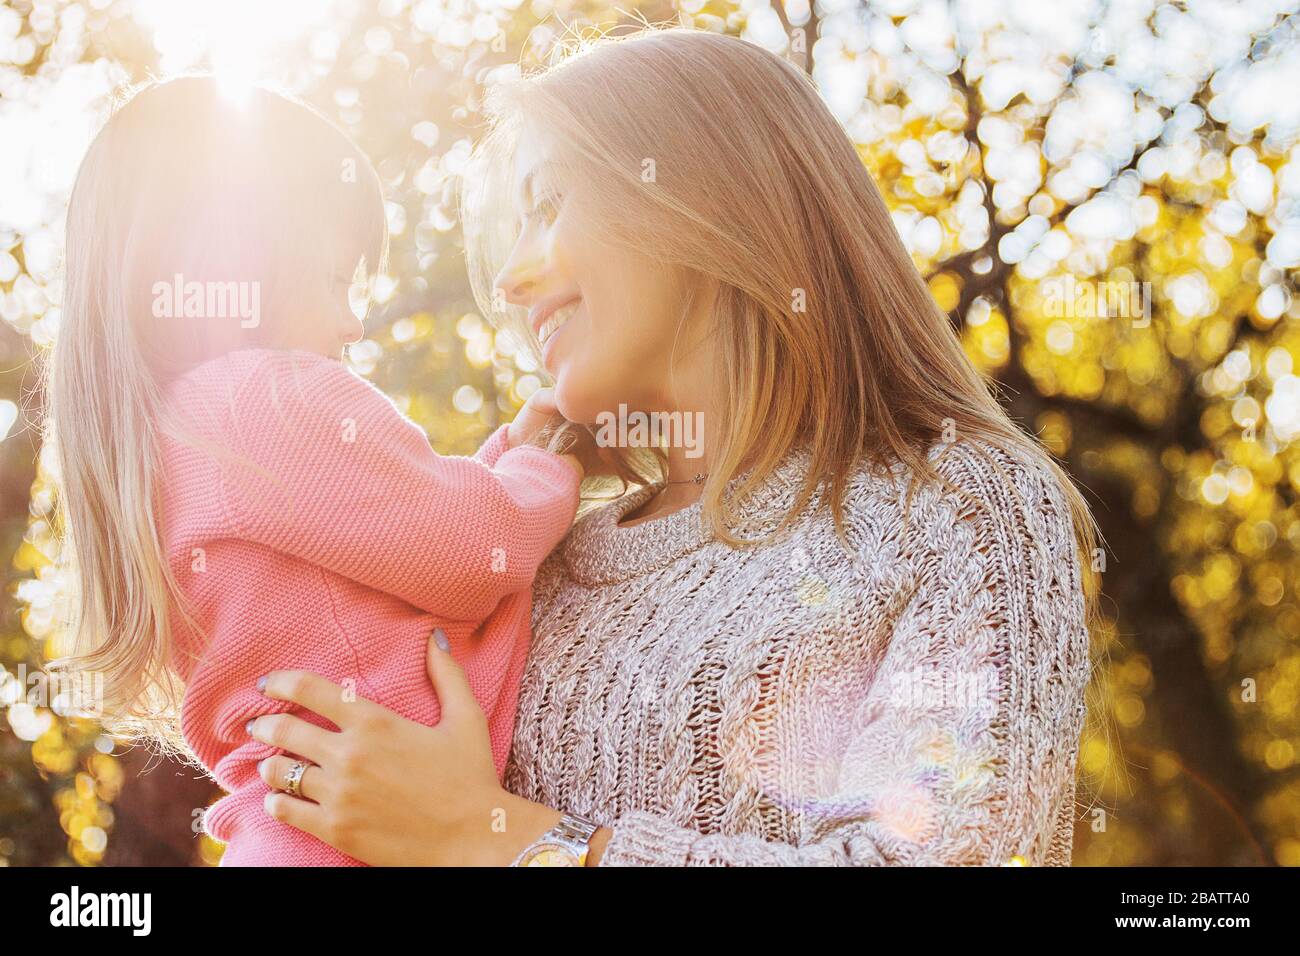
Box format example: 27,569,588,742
248,629,562,865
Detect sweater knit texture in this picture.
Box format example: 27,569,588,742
504,438,1091,866
159,349,579,866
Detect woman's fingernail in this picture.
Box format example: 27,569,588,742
256,675,267,693
246,718,257,735
433,628,450,652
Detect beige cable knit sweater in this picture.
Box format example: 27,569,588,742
503,437,1091,866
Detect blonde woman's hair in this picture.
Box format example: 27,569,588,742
47,76,387,750
465,28,1099,566
464,26,1109,808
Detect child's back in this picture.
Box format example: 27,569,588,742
159,348,579,865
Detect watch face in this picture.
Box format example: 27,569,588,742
520,843,580,867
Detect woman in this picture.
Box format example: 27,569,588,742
247,27,1097,866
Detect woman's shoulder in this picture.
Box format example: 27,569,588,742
835,434,1078,561
838,432,1068,511
927,435,1073,517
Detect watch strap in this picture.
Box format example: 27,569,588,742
553,813,599,846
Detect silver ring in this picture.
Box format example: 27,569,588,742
283,760,309,798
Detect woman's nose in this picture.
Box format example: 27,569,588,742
494,240,543,306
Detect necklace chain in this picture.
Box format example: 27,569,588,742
663,472,708,486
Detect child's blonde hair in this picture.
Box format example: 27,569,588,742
46,76,387,748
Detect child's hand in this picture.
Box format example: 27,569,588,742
507,387,562,448
507,387,609,481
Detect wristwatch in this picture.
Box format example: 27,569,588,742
510,813,600,867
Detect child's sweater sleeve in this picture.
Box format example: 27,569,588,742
217,350,579,622
473,423,512,469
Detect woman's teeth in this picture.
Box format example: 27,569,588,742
539,303,577,345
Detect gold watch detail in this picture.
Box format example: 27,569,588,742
511,813,599,867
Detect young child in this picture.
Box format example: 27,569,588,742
48,77,579,865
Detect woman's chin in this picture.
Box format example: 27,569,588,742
551,384,583,425
551,376,605,429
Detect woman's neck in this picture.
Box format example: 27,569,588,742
619,317,719,527
618,409,715,527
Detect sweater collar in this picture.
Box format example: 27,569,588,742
560,448,821,586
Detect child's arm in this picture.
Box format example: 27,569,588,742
216,350,580,622
472,424,512,469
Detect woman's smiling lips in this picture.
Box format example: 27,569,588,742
528,293,582,372
528,292,582,342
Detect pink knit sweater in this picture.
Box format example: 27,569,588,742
158,349,579,866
